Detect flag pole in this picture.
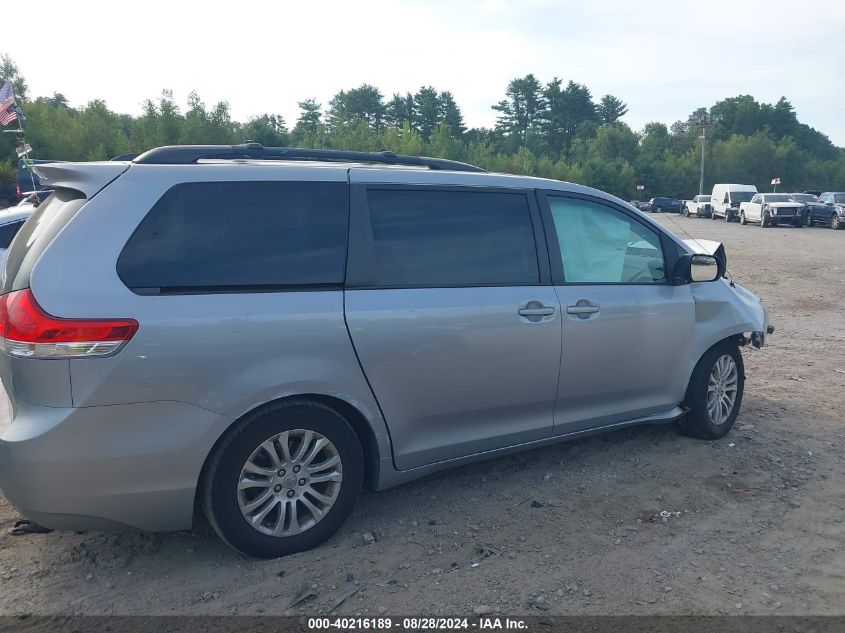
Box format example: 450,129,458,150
1,83,37,198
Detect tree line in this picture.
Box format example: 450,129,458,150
1,54,843,206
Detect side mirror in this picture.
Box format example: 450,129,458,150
673,253,723,284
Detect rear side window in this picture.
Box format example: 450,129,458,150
117,181,348,292
366,188,538,287
2,188,87,294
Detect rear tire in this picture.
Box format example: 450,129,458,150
202,400,363,558
677,342,745,440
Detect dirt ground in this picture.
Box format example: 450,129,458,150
0,214,843,617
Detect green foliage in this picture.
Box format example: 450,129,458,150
597,95,629,125
1,55,843,205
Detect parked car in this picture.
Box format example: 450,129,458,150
684,195,712,218
647,196,683,213
807,192,845,229
711,184,757,222
789,193,825,227
0,144,771,558
738,193,804,227
0,201,35,255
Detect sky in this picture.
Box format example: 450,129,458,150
4,0,845,145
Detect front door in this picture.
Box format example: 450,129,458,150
345,183,561,470
538,193,696,434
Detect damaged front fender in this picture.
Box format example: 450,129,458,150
683,278,770,387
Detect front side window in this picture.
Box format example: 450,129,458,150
547,196,666,284
118,181,349,291
366,188,538,287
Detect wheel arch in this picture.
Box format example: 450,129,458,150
193,393,384,526
682,333,745,401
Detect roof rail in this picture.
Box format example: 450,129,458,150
131,143,486,172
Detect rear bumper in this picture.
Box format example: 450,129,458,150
0,399,232,531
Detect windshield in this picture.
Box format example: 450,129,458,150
835,194,845,203
730,191,755,203
790,194,816,202
765,194,794,203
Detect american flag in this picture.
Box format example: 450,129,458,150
0,106,23,126
0,82,14,113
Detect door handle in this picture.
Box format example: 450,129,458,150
518,306,556,317
565,305,600,315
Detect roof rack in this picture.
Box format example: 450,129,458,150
132,143,486,172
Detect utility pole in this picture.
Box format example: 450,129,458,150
698,116,709,195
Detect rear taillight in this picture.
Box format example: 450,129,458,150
0,289,138,359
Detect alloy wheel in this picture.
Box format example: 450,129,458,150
706,355,739,426
237,429,343,537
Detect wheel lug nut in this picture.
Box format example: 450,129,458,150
277,469,286,477
273,484,282,493
298,478,306,486
293,465,301,474
286,490,295,498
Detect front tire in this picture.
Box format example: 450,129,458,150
833,215,842,230
805,213,814,227
656,206,663,213
740,211,747,225
761,211,771,228
677,342,745,440
202,400,364,558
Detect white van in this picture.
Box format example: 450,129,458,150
711,184,758,222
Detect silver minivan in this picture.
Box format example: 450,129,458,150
0,145,770,558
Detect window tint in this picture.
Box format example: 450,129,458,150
547,197,666,284
366,188,538,287
0,220,25,249
118,181,348,291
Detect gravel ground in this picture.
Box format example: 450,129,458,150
0,214,843,616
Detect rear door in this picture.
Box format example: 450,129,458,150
344,183,561,470
538,192,695,435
